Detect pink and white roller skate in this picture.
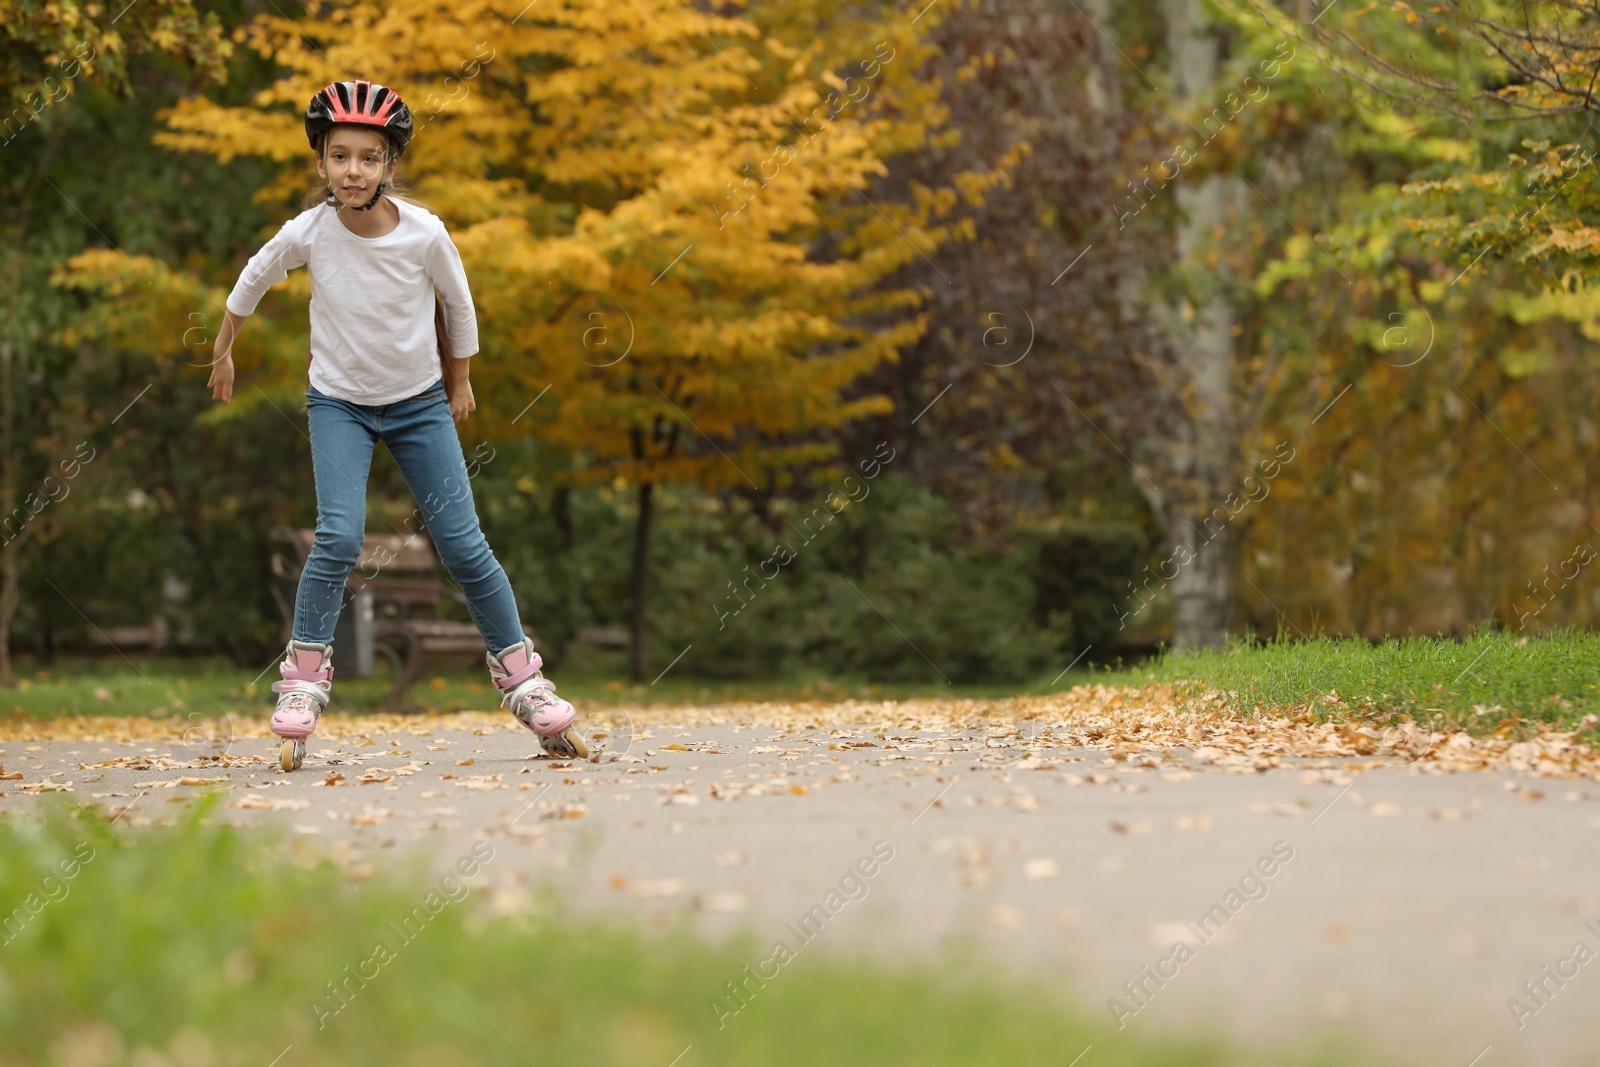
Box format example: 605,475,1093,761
270,640,334,772
487,638,587,759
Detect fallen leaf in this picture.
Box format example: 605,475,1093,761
697,892,748,913
1148,922,1202,948
1023,858,1059,879
229,795,310,811
1249,802,1302,817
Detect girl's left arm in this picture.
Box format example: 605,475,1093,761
446,353,475,423
425,223,481,423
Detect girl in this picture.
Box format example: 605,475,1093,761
207,79,586,771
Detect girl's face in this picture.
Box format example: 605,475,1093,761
316,125,395,205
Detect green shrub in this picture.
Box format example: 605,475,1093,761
1032,522,1152,658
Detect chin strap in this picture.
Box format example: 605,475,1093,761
324,181,388,211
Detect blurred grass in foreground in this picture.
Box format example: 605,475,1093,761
0,802,1350,1067
1127,630,1600,734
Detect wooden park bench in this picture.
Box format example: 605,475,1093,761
269,526,532,700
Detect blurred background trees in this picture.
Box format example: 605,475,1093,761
6,0,1600,687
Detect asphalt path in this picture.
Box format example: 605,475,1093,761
2,715,1596,1067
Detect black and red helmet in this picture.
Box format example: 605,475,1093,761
304,80,413,158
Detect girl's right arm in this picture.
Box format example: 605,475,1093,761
215,212,311,403
208,310,247,404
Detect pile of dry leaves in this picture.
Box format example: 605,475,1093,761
0,684,1593,778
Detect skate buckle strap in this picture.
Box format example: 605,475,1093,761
272,678,330,701
284,648,333,682
493,646,543,690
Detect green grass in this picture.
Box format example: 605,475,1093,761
1123,630,1600,734
7,630,1599,736
0,655,1082,724
0,802,1361,1066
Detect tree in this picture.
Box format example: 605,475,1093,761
0,0,231,684
841,0,1179,548
1192,0,1600,638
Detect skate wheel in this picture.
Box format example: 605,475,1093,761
565,729,589,760
280,737,305,772
539,730,588,760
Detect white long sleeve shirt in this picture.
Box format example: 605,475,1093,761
225,198,479,406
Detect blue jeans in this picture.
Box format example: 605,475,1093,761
293,381,524,654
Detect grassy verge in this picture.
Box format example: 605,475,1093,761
1123,630,1600,734
7,631,1599,737
0,802,1355,1067
0,655,1081,723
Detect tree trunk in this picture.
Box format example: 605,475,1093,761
629,481,654,683
553,485,573,552
0,329,14,687
1160,0,1239,651
0,125,62,686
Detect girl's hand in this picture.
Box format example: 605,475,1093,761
450,380,476,423
209,355,235,404
209,310,245,404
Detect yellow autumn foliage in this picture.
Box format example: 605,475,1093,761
61,0,1013,495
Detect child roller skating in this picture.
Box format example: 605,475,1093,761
212,79,584,770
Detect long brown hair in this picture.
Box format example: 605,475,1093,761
433,294,456,406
